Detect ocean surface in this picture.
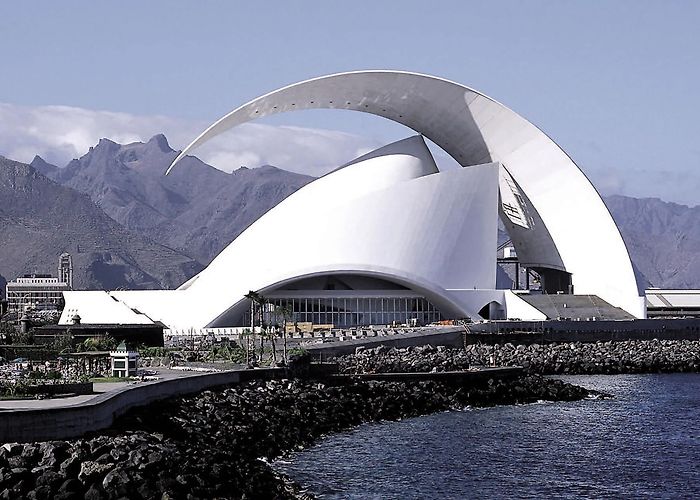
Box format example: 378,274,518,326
275,374,700,499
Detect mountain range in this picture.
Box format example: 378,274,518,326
31,134,313,264
0,156,201,292
604,195,700,289
1,134,698,293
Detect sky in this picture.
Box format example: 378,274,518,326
0,1,698,205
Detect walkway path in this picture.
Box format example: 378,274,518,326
0,368,210,411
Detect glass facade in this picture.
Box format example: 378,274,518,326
265,295,443,328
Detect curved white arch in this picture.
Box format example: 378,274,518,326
98,136,501,329
167,70,644,318
208,269,478,328
181,141,500,328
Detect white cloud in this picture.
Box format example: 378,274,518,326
1,101,696,207
193,122,383,177
0,102,381,177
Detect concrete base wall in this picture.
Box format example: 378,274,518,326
331,367,523,383
468,318,700,344
305,327,465,358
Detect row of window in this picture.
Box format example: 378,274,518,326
254,296,443,328
6,292,64,311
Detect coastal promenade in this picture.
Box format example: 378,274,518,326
4,321,696,444
0,367,283,443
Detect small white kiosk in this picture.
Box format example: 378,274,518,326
110,341,139,378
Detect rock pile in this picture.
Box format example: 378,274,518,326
338,340,700,375
0,376,597,499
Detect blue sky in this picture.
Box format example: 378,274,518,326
1,1,698,204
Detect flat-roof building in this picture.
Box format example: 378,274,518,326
6,253,74,314
6,274,70,313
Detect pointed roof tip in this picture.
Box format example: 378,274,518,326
341,134,435,169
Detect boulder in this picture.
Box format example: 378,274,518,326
78,461,112,484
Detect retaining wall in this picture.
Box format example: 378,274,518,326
332,367,523,383
467,318,700,345
305,327,464,357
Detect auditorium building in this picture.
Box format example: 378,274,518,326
59,71,645,330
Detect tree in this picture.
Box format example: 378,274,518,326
80,333,116,352
275,304,293,365
244,291,269,366
52,329,74,353
0,321,16,344
258,296,270,365
244,291,260,366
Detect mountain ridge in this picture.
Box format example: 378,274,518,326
604,194,700,289
38,135,314,264
0,155,202,290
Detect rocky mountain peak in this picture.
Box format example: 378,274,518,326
29,155,59,177
70,138,122,169
147,133,174,153
96,137,119,150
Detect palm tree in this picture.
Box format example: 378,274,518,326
258,295,269,364
244,291,261,366
275,304,293,365
244,291,270,365
269,306,279,366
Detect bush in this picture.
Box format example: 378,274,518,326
52,331,74,353
211,345,246,363
27,370,61,380
80,334,117,352
139,346,170,358
0,321,16,343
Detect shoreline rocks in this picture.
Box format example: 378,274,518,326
0,375,599,499
338,340,700,375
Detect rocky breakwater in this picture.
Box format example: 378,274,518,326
337,340,700,375
0,375,600,499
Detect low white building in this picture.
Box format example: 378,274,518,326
6,274,70,313
110,342,139,378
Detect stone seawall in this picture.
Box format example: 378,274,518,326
0,376,600,499
337,340,700,375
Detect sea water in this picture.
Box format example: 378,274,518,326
275,374,700,499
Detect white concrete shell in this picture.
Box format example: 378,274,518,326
168,70,644,318
60,136,506,328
